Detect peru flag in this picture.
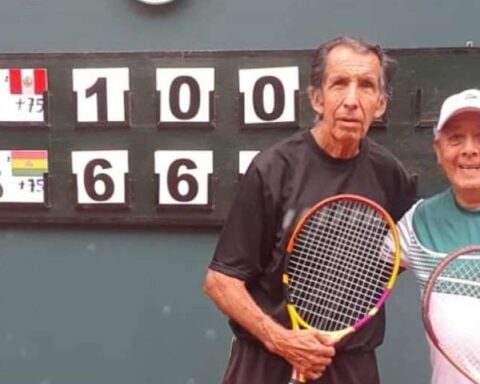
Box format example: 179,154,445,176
9,68,48,95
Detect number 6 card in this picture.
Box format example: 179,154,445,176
154,150,213,207
71,150,129,205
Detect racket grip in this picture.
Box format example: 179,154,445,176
288,378,305,384
289,371,306,384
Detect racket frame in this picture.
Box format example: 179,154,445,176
284,193,401,338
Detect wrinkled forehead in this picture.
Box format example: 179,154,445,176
324,46,382,81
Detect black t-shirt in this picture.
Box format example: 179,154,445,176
210,129,417,352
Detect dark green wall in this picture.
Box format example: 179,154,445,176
0,227,230,384
2,0,477,382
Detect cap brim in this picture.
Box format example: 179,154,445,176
436,106,480,134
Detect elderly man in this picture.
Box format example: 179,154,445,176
203,36,416,384
389,88,480,383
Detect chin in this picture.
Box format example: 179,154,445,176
453,180,480,193
463,183,480,191
335,131,363,144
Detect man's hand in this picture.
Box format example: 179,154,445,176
203,270,335,380
264,327,335,380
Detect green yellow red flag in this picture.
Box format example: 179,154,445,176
11,150,48,177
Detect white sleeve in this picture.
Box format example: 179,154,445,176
384,200,422,269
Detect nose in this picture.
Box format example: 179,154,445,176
462,136,480,156
343,84,359,110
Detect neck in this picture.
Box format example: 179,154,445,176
453,189,480,211
311,122,360,159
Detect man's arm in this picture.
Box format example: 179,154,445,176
203,268,335,380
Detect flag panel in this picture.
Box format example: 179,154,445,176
0,150,48,203
0,68,48,122
11,150,48,177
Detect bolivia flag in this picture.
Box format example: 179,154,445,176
9,68,48,95
11,150,48,177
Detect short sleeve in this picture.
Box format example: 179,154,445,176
209,162,278,282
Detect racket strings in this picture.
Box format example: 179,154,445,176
288,258,388,311
290,204,389,328
428,253,480,383
297,247,389,329
294,205,390,286
289,283,386,324
434,258,480,298
297,203,390,281
293,227,391,286
288,258,389,298
288,200,394,331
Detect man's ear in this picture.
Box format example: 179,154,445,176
309,86,324,116
433,140,442,165
374,94,388,119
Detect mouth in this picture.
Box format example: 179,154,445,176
338,118,362,126
459,164,480,170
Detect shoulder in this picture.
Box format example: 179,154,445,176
398,199,423,229
414,189,452,218
365,137,415,190
365,137,408,172
395,200,422,249
251,130,309,173
364,138,418,219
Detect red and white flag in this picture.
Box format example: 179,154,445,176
0,68,48,122
8,68,48,95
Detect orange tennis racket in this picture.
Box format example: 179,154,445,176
283,194,401,383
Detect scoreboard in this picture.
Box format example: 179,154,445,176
0,51,311,226
0,48,478,225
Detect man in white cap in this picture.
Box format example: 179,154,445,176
386,88,480,383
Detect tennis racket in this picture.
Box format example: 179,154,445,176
283,194,401,383
422,245,480,384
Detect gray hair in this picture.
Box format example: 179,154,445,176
309,36,396,99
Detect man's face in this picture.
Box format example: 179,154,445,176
309,45,387,146
434,111,480,196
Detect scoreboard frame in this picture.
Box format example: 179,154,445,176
0,47,477,226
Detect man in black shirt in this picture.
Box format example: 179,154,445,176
203,36,417,384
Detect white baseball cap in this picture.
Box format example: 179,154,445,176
434,89,480,137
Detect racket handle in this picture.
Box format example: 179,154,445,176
288,378,305,384
289,371,306,383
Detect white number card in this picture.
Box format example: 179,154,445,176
73,68,129,123
71,150,129,204
238,66,299,125
156,68,215,124
154,150,213,205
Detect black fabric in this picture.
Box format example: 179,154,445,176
210,129,417,383
222,338,380,384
